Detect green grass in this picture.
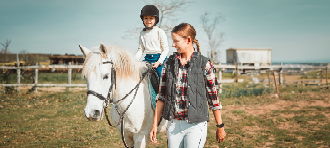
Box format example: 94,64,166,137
0,72,85,84
221,73,236,79
1,86,330,147
219,83,273,99
232,110,245,116
301,71,322,79
220,82,322,99
0,91,124,147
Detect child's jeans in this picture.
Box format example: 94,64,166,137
143,54,167,80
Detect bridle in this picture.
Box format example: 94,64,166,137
86,61,116,106
86,59,152,148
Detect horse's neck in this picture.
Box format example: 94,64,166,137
113,65,149,101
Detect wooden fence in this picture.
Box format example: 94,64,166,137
214,63,329,93
0,62,84,92
0,62,329,93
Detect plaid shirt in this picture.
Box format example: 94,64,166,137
157,52,222,120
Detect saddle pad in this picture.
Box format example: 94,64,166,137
149,79,157,110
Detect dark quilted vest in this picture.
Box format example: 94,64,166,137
162,52,210,123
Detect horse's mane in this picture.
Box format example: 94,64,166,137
82,46,146,81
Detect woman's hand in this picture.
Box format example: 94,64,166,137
150,125,158,143
213,110,226,142
216,127,226,143
150,101,165,143
152,62,161,68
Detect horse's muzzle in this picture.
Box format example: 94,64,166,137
87,116,101,121
85,110,102,121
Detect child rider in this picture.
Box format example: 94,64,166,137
135,5,169,79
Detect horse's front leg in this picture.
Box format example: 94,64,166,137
111,107,135,147
123,130,135,148
133,131,149,148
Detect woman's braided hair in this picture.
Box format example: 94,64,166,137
171,23,200,53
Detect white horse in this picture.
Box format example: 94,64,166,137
79,43,167,148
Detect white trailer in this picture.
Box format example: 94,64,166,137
226,48,272,66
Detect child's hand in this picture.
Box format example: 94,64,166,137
152,62,161,68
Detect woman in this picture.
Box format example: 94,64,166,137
150,23,226,148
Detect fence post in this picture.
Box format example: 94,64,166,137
236,63,239,83
68,62,72,91
273,71,279,95
16,53,20,93
279,63,283,84
320,68,323,86
34,62,38,92
268,70,271,87
326,67,328,88
218,67,222,94
81,69,84,80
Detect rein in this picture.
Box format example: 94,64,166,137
87,61,152,148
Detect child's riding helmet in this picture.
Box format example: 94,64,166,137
140,5,159,26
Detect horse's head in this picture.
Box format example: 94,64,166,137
80,43,113,121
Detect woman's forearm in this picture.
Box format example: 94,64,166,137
153,101,165,127
212,110,223,125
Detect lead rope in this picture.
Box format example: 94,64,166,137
120,81,141,148
104,106,112,126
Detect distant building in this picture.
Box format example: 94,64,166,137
49,55,84,65
226,48,271,66
0,53,51,65
0,53,84,66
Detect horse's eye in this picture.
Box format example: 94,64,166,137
103,75,109,80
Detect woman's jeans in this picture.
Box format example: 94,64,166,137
143,54,167,80
167,119,207,148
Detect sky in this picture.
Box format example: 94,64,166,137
0,0,329,63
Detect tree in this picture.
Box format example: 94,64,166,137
200,12,225,64
0,39,12,62
151,0,191,33
20,50,32,65
0,39,11,54
122,0,192,40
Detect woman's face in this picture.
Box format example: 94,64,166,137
171,32,190,53
143,16,156,28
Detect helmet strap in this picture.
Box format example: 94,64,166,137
143,23,156,31
144,26,154,30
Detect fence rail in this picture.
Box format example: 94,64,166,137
0,62,84,92
1,64,328,70
0,84,86,87
0,65,83,69
1,63,329,93
213,64,328,69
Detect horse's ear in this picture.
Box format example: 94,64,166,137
79,44,91,57
100,43,107,54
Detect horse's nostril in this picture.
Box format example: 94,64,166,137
93,110,100,117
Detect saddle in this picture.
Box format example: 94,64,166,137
147,64,160,94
